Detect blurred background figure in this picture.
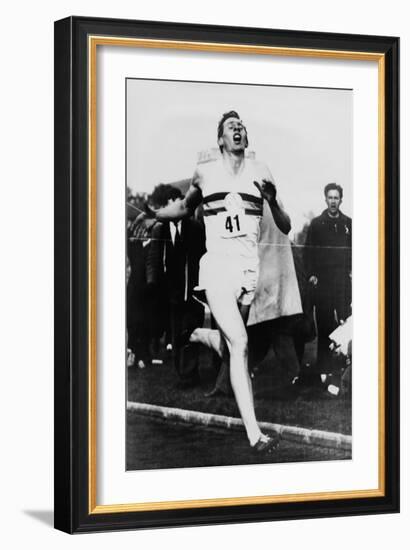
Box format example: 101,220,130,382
328,316,352,396
304,183,352,393
126,255,135,368
127,188,166,369
147,185,206,388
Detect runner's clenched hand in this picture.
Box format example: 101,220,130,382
253,179,277,204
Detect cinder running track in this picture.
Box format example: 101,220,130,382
126,413,350,471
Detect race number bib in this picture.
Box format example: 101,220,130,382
220,193,247,238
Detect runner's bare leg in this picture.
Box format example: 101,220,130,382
205,288,262,446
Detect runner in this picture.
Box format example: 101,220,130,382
157,110,291,452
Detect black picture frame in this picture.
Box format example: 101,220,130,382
54,15,399,533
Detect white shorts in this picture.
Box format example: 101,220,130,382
197,252,259,306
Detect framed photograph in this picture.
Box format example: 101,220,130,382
54,16,399,533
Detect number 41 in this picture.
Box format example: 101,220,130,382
225,214,240,233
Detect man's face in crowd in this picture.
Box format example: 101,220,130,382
219,117,248,153
325,189,342,215
167,196,182,207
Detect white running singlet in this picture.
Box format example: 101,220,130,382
195,157,270,261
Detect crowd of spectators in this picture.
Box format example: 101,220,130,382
126,182,352,397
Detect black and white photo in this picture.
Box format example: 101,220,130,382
126,78,353,470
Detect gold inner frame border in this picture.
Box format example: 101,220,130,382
87,35,386,514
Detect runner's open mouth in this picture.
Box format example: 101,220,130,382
233,133,242,144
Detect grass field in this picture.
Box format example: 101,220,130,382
127,342,351,436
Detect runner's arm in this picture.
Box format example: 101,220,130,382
156,170,203,221
267,191,291,235
253,169,291,234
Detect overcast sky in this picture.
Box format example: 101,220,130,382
126,78,352,236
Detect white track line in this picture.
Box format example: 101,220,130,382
127,401,351,452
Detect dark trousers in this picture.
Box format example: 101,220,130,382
127,282,168,362
169,298,204,382
212,317,302,395
314,275,351,371
249,318,302,381
127,281,150,362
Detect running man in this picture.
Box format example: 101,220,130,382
157,111,291,452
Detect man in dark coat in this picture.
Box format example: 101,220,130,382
147,186,206,387
304,182,352,383
127,210,158,367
